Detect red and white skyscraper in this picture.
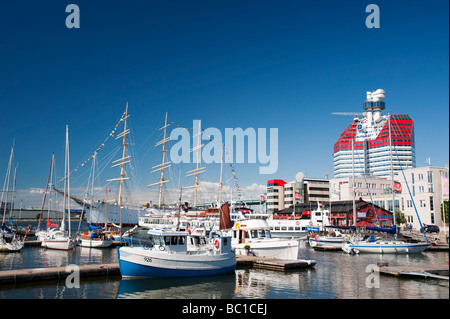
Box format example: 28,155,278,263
333,89,416,178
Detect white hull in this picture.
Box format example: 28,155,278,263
79,238,112,248
234,239,299,260
0,240,24,252
42,238,74,250
87,203,142,227
343,241,429,254
309,237,346,248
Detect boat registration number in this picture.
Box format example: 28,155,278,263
144,257,152,263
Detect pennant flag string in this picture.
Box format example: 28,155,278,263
53,111,127,186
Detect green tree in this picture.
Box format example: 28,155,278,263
395,211,407,225
441,201,449,224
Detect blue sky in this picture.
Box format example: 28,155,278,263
0,0,448,206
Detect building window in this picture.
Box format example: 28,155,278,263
427,171,433,183
429,196,434,211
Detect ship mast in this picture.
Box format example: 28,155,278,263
185,120,205,207
148,112,172,208
107,103,131,238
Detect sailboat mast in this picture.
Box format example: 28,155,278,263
218,143,224,205
67,125,71,236
185,120,205,207
352,139,356,226
1,145,14,224
388,113,397,232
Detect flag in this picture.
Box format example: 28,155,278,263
295,192,300,199
442,176,449,195
106,187,111,192
260,195,265,202
219,202,232,230
394,182,402,192
311,232,318,242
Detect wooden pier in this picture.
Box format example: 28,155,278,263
0,263,121,285
378,264,449,281
236,256,316,271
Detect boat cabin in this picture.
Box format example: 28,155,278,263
231,219,273,244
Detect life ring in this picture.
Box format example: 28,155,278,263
296,221,300,226
309,221,313,226
235,222,240,229
214,239,220,248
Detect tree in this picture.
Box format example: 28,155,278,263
395,211,407,225
441,201,449,224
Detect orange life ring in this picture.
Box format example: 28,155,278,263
309,221,313,226
296,221,300,226
214,239,220,248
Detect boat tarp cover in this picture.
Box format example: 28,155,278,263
89,224,102,231
365,225,397,234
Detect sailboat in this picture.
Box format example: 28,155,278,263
342,113,429,254
0,144,24,252
76,152,113,248
42,126,74,251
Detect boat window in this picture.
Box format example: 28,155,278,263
178,236,185,245
265,231,272,238
223,237,228,246
295,227,300,231
171,236,178,245
258,230,266,238
244,231,250,239
153,236,164,246
164,236,171,246
251,230,258,238
281,227,287,231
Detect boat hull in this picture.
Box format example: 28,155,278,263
308,237,345,248
234,240,299,260
118,247,236,278
343,242,429,254
79,238,112,248
42,238,74,250
87,204,142,227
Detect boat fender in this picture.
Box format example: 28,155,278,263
214,239,220,248
159,245,165,251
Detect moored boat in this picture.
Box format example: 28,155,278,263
117,229,236,278
229,219,299,260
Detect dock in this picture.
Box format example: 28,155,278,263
236,256,316,271
0,256,316,285
378,264,449,281
0,263,121,285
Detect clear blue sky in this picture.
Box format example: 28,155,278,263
0,0,448,205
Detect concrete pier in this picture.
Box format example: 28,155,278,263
0,263,121,284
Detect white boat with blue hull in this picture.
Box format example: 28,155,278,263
117,229,236,278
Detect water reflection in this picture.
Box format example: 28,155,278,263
117,274,236,299
0,225,448,299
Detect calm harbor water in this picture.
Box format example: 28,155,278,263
0,222,448,299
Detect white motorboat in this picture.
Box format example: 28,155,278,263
117,229,236,278
229,219,299,260
308,229,348,249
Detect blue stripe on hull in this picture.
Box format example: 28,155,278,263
118,259,236,278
